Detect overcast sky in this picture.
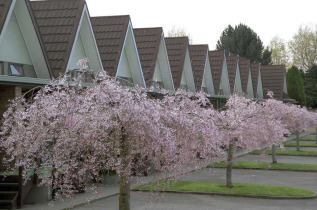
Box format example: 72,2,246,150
86,0,317,49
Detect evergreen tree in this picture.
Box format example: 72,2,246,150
261,47,273,65
286,66,306,106
216,24,267,63
304,65,317,108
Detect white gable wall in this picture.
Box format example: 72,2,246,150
247,69,254,98
283,73,287,94
219,82,223,94
180,68,187,87
220,54,230,96
182,48,196,92
0,0,50,79
117,50,132,78
234,63,242,94
154,34,174,91
203,53,215,95
257,69,263,99
201,74,207,91
116,21,145,87
152,60,163,82
0,13,32,65
68,35,86,70
67,5,103,72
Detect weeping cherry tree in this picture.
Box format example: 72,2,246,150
0,62,224,210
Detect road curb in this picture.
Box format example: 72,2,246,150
249,153,317,157
213,167,317,173
283,145,317,147
132,189,317,200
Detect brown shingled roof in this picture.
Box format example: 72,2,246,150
91,15,130,77
239,57,251,93
261,65,286,100
0,0,12,34
189,44,208,91
165,37,189,89
226,54,238,93
30,0,85,78
134,27,162,85
250,63,261,96
209,50,225,94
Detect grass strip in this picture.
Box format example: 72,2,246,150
213,161,317,171
283,142,317,147
0,167,50,175
300,137,317,141
134,181,314,197
250,150,317,156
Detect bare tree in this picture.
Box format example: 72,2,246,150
289,25,317,72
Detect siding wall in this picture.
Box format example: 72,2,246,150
0,85,21,171
0,85,21,118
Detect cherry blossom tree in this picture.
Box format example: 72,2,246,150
285,106,317,151
216,94,286,188
0,68,224,210
260,93,317,159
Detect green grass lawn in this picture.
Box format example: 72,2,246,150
0,168,49,176
134,181,314,197
213,161,317,171
283,142,317,147
0,171,18,175
250,149,317,156
300,137,317,141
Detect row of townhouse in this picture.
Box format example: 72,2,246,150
0,0,295,207
0,0,293,118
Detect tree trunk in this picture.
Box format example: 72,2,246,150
119,127,130,210
272,145,277,164
296,132,300,151
315,127,317,144
226,141,234,188
51,166,56,199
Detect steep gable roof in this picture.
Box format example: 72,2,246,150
239,57,251,93
189,44,208,91
133,27,162,84
165,37,189,89
251,63,260,96
0,0,13,34
30,0,85,78
226,54,238,93
0,0,53,80
261,65,286,100
91,15,130,77
209,50,225,94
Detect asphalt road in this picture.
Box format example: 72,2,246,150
74,166,317,210
74,191,317,210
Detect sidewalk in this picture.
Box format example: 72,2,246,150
23,131,312,210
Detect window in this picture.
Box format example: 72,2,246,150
117,77,133,87
201,87,207,93
66,69,94,84
9,63,24,76
150,81,164,89
84,73,93,83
